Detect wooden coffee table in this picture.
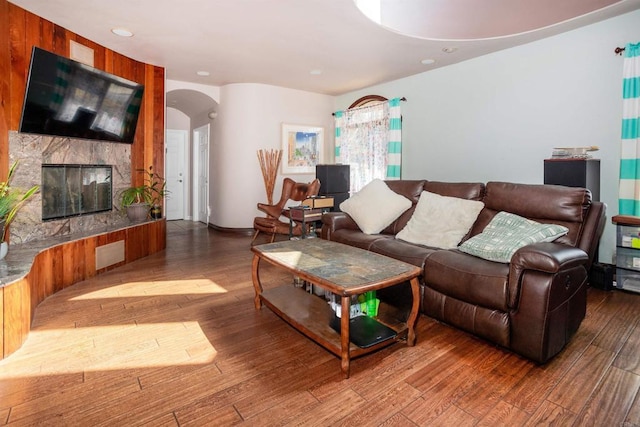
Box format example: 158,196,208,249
251,238,421,378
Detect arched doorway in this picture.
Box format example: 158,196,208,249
166,88,218,223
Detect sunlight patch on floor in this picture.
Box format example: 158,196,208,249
0,321,216,379
70,278,228,300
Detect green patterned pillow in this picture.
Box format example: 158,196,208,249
458,212,568,263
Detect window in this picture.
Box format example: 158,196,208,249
334,95,402,192
349,95,387,108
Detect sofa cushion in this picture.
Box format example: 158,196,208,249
424,249,511,312
369,237,438,268
396,191,484,249
474,182,591,246
329,229,393,251
423,181,485,201
380,180,426,234
340,179,412,234
459,211,569,263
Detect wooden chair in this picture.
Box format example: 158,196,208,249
252,178,321,244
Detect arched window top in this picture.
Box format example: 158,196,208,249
349,95,388,109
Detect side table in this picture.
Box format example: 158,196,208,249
287,206,323,239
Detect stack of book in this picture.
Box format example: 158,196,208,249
551,146,599,159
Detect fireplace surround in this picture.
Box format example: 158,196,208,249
9,131,131,244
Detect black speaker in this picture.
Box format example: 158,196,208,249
544,159,600,201
590,262,614,291
316,164,350,194
316,164,350,211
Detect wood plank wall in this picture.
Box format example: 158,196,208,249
0,0,167,359
0,0,165,182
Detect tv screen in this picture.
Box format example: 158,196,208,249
19,47,144,144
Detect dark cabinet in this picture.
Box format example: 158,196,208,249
544,158,600,201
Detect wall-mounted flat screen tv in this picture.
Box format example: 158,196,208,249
19,47,144,144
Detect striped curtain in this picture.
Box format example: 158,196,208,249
334,110,343,160
619,42,640,215
334,98,402,192
386,98,402,179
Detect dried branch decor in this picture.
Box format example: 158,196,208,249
257,149,282,205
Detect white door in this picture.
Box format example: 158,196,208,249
165,130,188,220
193,125,210,224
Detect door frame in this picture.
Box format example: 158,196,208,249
193,124,210,224
165,129,189,220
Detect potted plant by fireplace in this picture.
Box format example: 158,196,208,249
119,183,151,222
146,166,167,219
119,166,167,222
0,161,39,259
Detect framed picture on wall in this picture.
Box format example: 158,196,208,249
281,123,324,174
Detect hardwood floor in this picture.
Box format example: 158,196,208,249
1,221,640,426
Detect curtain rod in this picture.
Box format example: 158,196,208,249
615,46,626,55
331,97,407,116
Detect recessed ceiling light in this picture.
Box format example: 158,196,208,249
442,47,458,54
420,59,435,65
196,71,210,76
310,69,322,75
111,28,133,37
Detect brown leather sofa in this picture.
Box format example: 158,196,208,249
321,180,606,363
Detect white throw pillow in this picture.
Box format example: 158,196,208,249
339,179,412,234
396,191,485,249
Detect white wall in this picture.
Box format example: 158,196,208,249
212,83,334,228
336,9,640,264
166,107,190,130
166,80,220,104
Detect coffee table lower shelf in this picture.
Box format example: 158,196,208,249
260,285,408,366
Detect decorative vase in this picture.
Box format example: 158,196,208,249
0,241,8,260
150,205,162,220
126,203,150,222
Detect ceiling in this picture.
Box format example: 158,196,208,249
9,0,640,96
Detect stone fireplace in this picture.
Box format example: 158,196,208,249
41,164,113,221
9,131,132,244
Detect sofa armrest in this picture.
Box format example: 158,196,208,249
508,242,589,362
510,242,588,275
320,212,360,240
508,242,588,307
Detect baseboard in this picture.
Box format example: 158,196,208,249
207,223,255,236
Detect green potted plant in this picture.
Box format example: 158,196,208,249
0,160,39,258
146,166,167,219
119,166,167,222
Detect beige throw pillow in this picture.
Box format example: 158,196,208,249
396,191,484,249
339,179,412,234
